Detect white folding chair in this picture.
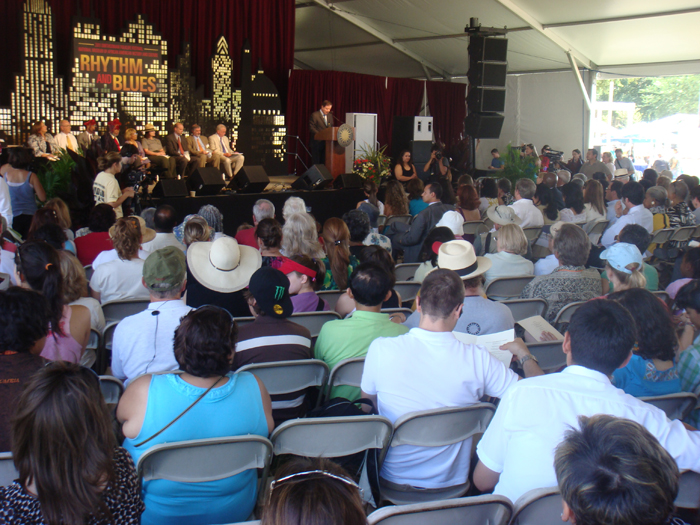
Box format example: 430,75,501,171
395,263,420,281
649,228,674,247
0,452,18,486
290,311,342,337
380,404,496,505
639,392,698,421
669,225,696,246
317,290,345,310
367,494,513,525
385,215,413,228
501,299,548,323
394,281,421,306
522,227,543,246
80,329,101,369
511,487,563,525
586,220,609,245
101,299,150,323
323,357,365,403
676,470,700,510
99,375,125,405
525,341,566,373
552,301,585,330
238,359,329,398
484,276,535,300
462,221,488,236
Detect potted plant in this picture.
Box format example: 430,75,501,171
353,144,391,186
499,144,538,186
35,148,74,202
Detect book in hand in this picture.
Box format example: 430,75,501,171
517,315,564,343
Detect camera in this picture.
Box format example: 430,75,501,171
543,148,564,163
434,151,442,160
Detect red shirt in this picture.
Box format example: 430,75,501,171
75,231,113,266
235,227,258,249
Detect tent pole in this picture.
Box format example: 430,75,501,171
568,52,592,112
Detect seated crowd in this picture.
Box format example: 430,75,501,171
0,144,699,524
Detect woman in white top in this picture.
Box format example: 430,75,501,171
92,152,135,219
583,179,606,222
483,223,534,284
356,179,384,215
58,250,105,332
559,183,588,224
602,151,616,179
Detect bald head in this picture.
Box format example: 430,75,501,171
543,172,557,189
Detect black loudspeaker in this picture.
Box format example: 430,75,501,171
467,87,506,113
468,62,507,88
411,140,433,165
468,36,508,62
464,113,505,139
152,179,188,198
234,166,269,193
333,172,362,189
187,167,225,196
292,164,332,191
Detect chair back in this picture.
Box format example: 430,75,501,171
237,359,329,396
652,290,670,303
587,220,609,245
101,299,150,323
649,228,674,246
367,494,513,525
670,225,696,245
676,470,700,510
316,290,345,310
79,329,101,369
0,452,18,487
511,487,563,525
325,357,365,402
385,215,413,227
96,321,119,375
639,392,698,420
484,276,535,300
394,281,421,306
522,227,543,244
290,311,342,337
232,316,255,330
99,375,125,405
500,299,548,323
525,341,566,373
378,215,387,228
462,221,488,236
553,301,584,329
84,264,94,281
395,263,420,281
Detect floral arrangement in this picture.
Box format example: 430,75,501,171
352,144,391,186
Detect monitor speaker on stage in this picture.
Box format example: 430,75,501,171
411,140,433,165
234,166,269,193
152,179,188,198
333,172,362,189
188,167,225,196
464,113,505,139
292,164,332,191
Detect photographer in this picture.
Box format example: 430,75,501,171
520,143,541,170
423,142,451,183
93,152,135,220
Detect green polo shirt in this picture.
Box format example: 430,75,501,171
601,262,659,292
314,310,409,400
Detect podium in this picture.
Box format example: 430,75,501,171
315,126,354,179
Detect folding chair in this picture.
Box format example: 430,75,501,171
501,299,548,323
367,494,513,525
676,470,700,510
317,290,345,310
693,224,700,241
395,263,420,282
552,301,585,331
394,281,421,306
511,487,563,525
290,311,342,337
323,357,365,403
649,228,674,247
99,375,125,405
586,220,609,245
652,290,671,304
381,307,414,322
462,221,488,236
80,328,101,369
0,452,18,486
522,227,543,246
669,225,697,247
136,436,273,509
380,404,496,505
484,276,535,300
84,264,94,281
95,321,119,375
639,392,698,420
233,316,255,330
525,341,566,373
101,299,150,323
385,215,413,228
238,359,329,400
378,215,388,228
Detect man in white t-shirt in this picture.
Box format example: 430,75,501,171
141,205,185,253
360,268,543,490
509,178,544,228
473,299,700,504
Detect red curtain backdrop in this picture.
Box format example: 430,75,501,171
384,77,425,153
425,81,467,149
0,0,294,107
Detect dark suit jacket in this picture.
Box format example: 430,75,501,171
100,132,123,153
309,110,333,137
163,133,186,156
391,202,455,263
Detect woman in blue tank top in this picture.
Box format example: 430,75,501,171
3,147,46,239
118,306,274,525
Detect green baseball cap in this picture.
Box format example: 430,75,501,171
143,246,186,292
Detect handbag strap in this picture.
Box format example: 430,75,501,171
134,375,225,448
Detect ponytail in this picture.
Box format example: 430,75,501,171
607,262,647,292
322,218,351,290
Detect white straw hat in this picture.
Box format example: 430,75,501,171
436,240,491,279
186,237,261,293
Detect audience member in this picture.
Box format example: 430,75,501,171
456,184,481,221
538,171,564,210
667,180,696,235
533,183,560,224
141,207,156,230
673,279,700,429
0,287,49,452
383,180,409,217
25,208,75,254
256,218,285,268
141,204,185,252
198,204,226,240
111,247,191,387
473,299,700,503
0,217,18,284
2,362,144,522
282,196,307,221
497,178,513,206
4,147,45,238
601,224,658,293
645,185,670,232
605,180,624,224
89,217,150,303
44,197,74,241
559,182,587,224
236,199,275,248
17,241,90,362
520,223,601,322
28,223,68,252
690,186,700,224
281,212,325,260
413,226,455,283
182,215,211,247
237,267,312,424
658,174,672,190
608,288,680,397
533,221,563,276
74,204,116,266
602,151,616,178
601,181,653,247
93,151,134,220
279,256,328,313
474,205,522,256
581,148,612,178
509,178,543,228
642,167,660,186
118,306,273,524
357,179,384,214
260,458,366,525
407,178,428,216
58,251,105,332
91,215,152,270
564,151,582,175
599,242,646,294
556,169,571,188
484,223,534,284
666,247,700,299
478,177,499,215
321,218,357,290
583,179,606,222
362,269,541,491
343,209,372,258
435,210,465,239
555,415,680,525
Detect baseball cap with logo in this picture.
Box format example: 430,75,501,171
143,246,186,292
248,267,294,318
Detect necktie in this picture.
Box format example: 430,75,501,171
113,136,119,148
220,137,226,153
197,137,205,153
178,136,184,155
323,113,327,125
67,136,75,152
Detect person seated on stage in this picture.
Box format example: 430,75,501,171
256,218,284,269
100,118,123,154
309,100,333,165
279,255,329,313
383,179,409,218
142,204,186,253
77,118,98,153
282,196,307,221
236,267,312,424
26,120,57,159
393,149,418,184
236,198,275,249
186,236,262,317
186,124,218,170
555,415,681,525
320,218,358,291
89,217,150,304
53,119,79,154
91,215,153,270
123,128,150,169
74,204,116,266
281,212,325,260
164,122,199,179
141,123,176,179
93,152,135,220
198,204,227,241
208,124,244,180
182,215,212,249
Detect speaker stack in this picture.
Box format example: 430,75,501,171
187,167,225,196
152,179,188,198
465,35,507,139
292,164,333,191
233,166,270,193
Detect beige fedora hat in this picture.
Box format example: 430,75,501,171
109,215,156,243
186,237,261,293
436,240,491,279
486,205,522,226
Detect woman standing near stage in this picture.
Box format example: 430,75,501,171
393,150,418,184
3,147,46,238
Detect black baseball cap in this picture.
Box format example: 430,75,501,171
248,267,293,318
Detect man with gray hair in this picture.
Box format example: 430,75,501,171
556,169,571,187
53,119,79,153
509,178,544,228
111,246,192,386
208,124,244,179
235,198,276,248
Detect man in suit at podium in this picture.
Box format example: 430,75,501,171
309,100,333,165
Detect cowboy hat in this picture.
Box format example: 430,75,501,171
144,123,156,131
187,237,261,293
435,240,491,279
486,205,522,226
109,215,156,243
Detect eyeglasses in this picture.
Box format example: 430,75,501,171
268,470,363,500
